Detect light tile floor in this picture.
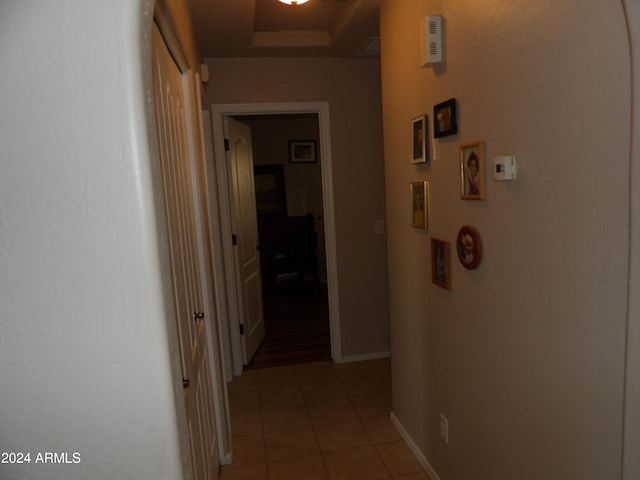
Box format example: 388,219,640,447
221,359,431,480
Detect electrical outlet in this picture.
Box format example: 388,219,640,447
439,414,449,444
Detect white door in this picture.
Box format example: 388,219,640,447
226,117,266,365
152,24,218,480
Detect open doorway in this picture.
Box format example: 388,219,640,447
210,102,342,377
240,113,330,369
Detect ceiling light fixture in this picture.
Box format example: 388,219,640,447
278,0,310,5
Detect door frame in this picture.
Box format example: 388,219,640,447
211,102,342,376
622,3,640,479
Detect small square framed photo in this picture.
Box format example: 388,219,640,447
411,181,429,230
433,98,457,138
289,140,317,163
411,115,428,164
431,238,451,289
460,140,485,200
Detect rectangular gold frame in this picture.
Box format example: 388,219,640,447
410,181,429,229
460,140,485,200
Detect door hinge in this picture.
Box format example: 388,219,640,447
239,324,244,335
224,138,230,151
232,234,237,246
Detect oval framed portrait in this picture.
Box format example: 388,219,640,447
456,225,482,270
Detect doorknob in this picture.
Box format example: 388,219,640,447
193,311,205,322
182,377,190,389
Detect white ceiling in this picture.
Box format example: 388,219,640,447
186,0,381,58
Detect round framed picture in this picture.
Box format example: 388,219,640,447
456,225,482,270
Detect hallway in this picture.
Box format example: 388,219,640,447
222,359,430,480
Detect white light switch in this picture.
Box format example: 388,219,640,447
375,219,385,235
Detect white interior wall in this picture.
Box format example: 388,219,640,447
0,1,190,478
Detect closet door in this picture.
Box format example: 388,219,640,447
152,24,218,480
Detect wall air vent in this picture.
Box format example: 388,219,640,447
420,15,443,66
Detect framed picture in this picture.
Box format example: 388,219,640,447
254,164,286,216
456,225,482,270
411,181,429,230
433,98,457,138
289,140,317,163
431,238,451,289
411,115,428,164
460,141,485,200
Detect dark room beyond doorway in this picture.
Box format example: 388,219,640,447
240,113,331,369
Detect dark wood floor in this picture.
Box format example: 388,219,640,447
246,284,331,370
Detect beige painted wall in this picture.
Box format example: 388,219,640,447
0,1,222,478
380,1,631,479
206,57,390,359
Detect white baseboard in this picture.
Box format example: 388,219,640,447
390,411,442,480
335,350,391,364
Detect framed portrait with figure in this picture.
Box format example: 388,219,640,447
433,98,457,138
456,225,482,270
410,181,429,230
411,115,427,164
431,238,451,289
460,141,485,200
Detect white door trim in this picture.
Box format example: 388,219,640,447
622,2,640,479
211,102,342,376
